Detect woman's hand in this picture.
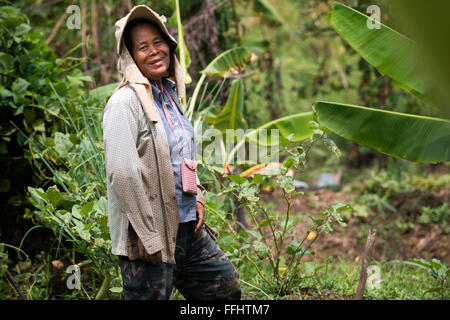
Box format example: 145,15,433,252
137,237,162,264
194,201,205,234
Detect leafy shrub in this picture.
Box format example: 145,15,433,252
25,91,119,299
0,6,90,160
0,5,91,265
204,126,351,298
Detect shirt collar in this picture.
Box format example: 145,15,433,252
150,78,176,99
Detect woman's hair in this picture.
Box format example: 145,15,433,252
124,18,176,76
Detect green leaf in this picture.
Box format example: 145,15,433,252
80,202,94,217
201,47,253,77
255,0,284,26
253,240,269,258
109,287,123,293
54,132,73,158
331,212,347,227
286,240,301,255
240,185,259,202
89,82,118,102
430,259,445,271
251,174,263,185
331,203,352,212
14,23,31,36
12,78,30,96
213,79,247,131
227,175,247,184
246,112,315,147
32,119,45,132
277,176,295,193
0,52,14,70
328,2,427,98
310,217,325,226
315,101,450,163
78,229,91,242
324,220,333,233
259,219,272,227
0,86,13,99
27,187,47,206
282,157,295,168
94,197,108,215
46,186,62,207
247,230,262,241
222,112,314,164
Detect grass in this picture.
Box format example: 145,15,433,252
313,259,449,300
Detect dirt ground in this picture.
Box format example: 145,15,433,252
259,185,449,264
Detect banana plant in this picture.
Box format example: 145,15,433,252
213,78,247,132
187,46,315,168
168,0,192,90
186,46,254,120
314,2,450,164
225,111,314,166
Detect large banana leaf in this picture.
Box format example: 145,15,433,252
254,0,285,29
186,47,253,119
328,2,428,99
89,82,119,102
315,101,450,163
200,47,253,77
393,0,450,118
226,111,314,164
213,79,247,131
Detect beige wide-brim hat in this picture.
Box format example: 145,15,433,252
114,5,185,102
115,5,177,56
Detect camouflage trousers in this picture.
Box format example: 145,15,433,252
118,221,241,300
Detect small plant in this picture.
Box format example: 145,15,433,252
410,258,449,300
207,122,351,298
418,203,449,233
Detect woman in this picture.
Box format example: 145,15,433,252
103,5,241,300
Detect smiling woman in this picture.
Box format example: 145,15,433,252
102,5,241,300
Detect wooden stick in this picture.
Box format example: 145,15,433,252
46,0,78,45
5,269,27,300
355,229,377,300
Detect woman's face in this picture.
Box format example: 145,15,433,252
130,23,171,81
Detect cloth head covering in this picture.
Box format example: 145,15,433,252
113,5,186,122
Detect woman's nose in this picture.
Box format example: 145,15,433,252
148,45,158,56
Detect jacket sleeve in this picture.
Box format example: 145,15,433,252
196,174,206,207
103,89,163,255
